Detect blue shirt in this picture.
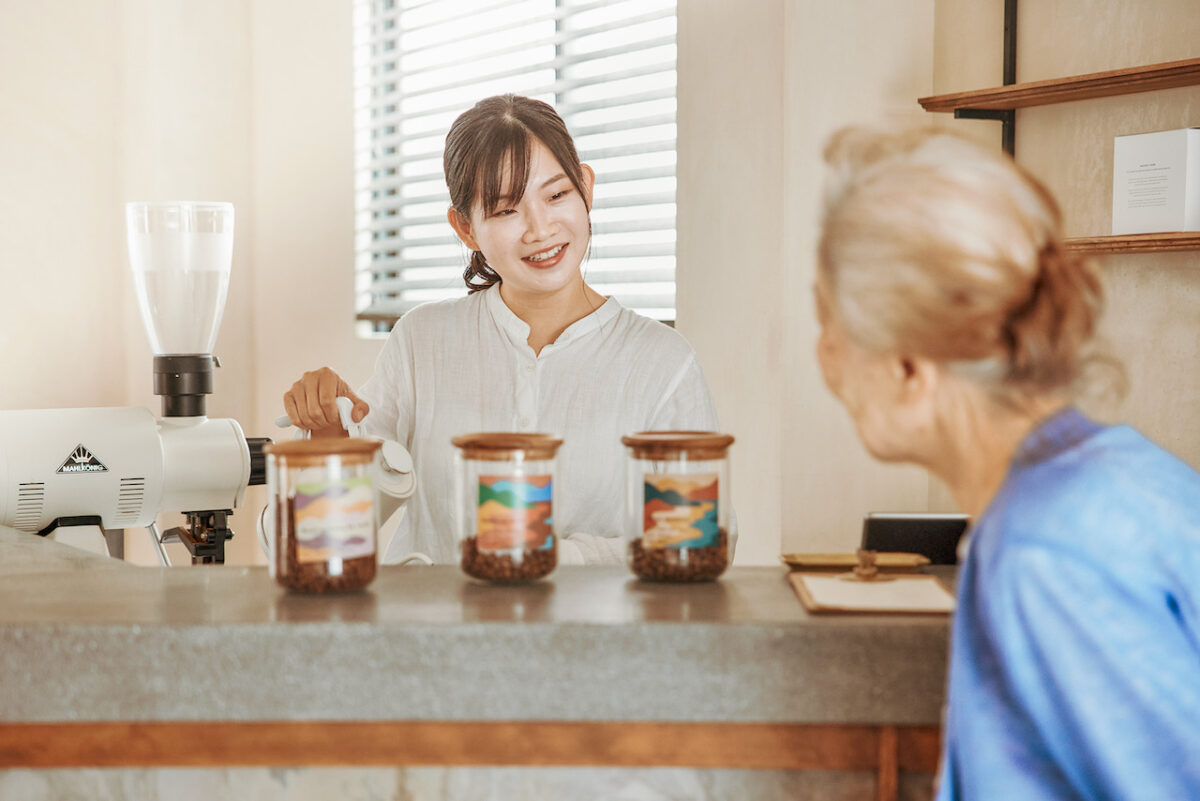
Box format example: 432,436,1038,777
936,408,1200,800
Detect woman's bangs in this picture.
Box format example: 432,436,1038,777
476,126,531,215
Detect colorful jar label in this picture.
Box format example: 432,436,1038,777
477,474,554,552
293,476,375,564
642,473,719,549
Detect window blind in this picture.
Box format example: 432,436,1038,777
353,0,678,330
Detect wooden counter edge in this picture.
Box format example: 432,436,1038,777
1,720,940,769
2,721,940,801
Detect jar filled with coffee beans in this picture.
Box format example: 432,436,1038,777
621,431,735,582
452,433,562,582
265,438,382,593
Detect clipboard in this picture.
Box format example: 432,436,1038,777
780,552,929,572
788,571,955,615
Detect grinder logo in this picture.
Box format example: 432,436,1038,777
57,444,108,474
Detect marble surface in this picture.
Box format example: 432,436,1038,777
0,766,935,801
0,525,135,577
0,526,950,725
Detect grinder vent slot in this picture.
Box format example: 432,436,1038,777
115,477,146,525
15,482,45,531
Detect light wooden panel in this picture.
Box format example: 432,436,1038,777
919,57,1200,111
1064,232,1200,254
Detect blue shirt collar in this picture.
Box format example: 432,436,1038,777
1011,406,1102,468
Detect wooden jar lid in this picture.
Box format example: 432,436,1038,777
264,437,382,467
451,432,563,461
620,431,735,460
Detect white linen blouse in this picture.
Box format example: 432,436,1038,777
358,284,721,565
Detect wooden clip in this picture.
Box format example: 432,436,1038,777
837,548,896,583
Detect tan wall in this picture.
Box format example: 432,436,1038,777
934,0,1200,468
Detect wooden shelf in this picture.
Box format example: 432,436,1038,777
1063,232,1200,254
919,57,1200,112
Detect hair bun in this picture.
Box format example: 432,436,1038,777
464,250,500,292
1002,241,1103,389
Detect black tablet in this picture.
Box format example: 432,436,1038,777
861,512,970,565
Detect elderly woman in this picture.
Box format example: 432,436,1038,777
814,128,1200,800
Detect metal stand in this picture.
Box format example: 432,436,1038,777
146,522,171,567
102,528,124,560
37,516,122,562
160,510,235,565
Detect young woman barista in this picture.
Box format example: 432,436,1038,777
282,94,723,565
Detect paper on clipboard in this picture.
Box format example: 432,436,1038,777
789,572,955,614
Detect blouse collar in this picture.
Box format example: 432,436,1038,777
484,283,620,349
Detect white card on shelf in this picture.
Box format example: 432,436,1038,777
1112,127,1200,235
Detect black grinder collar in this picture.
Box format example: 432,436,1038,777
153,354,216,418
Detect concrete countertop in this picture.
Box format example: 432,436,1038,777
0,526,949,726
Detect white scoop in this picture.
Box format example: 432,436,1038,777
264,397,426,564
274,398,414,495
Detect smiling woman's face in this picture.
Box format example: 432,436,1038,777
453,137,595,300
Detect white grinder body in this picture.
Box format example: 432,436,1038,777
0,407,250,533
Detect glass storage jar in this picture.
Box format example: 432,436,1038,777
452,433,562,582
621,431,735,582
265,438,382,593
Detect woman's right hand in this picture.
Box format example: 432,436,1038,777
282,367,370,438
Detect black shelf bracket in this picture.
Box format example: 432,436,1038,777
1000,0,1018,155
954,108,1016,155
953,0,1018,156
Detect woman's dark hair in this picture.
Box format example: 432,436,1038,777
443,94,591,292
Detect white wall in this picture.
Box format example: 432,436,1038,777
676,1,786,565
0,1,126,410
780,1,944,551
250,0,378,462
678,1,940,559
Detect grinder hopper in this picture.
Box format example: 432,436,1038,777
125,201,233,417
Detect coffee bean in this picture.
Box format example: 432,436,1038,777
275,498,377,593
461,535,556,582
629,528,729,582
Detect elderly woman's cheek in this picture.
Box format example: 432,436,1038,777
816,328,843,398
